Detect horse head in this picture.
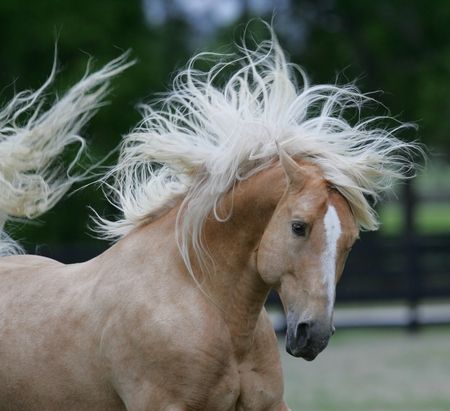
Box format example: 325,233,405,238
257,150,359,360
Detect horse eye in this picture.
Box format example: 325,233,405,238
291,221,307,237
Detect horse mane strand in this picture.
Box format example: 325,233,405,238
0,52,133,256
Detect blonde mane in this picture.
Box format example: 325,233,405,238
0,53,132,256
96,31,421,276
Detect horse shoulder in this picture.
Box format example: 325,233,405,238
100,280,240,410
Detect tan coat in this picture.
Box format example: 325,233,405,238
0,160,357,410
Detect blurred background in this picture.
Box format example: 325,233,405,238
1,0,449,410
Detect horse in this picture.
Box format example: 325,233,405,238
0,32,419,410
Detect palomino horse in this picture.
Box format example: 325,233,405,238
0,34,418,410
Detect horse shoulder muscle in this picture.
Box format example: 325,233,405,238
99,278,239,409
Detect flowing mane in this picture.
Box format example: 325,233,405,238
0,53,132,256
96,31,420,275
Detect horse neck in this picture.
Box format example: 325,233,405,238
199,164,286,355
104,163,286,356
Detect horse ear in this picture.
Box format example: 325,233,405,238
278,145,305,188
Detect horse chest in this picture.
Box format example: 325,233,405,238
203,359,281,411
204,325,284,410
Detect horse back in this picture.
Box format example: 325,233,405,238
0,254,64,270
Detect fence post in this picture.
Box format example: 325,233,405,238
404,180,420,332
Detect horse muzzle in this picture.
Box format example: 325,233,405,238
285,316,333,361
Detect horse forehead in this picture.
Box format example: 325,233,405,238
287,182,328,215
327,191,358,238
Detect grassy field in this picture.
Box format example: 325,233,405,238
281,327,450,411
379,203,450,235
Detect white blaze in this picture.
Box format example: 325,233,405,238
322,205,342,315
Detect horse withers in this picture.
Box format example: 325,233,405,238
0,32,419,410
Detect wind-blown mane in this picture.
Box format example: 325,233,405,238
0,53,132,256
97,31,420,276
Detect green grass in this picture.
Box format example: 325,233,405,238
281,327,450,411
379,203,450,235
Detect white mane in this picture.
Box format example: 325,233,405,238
0,53,132,256
97,32,420,276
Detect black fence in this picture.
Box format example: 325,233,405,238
338,233,450,301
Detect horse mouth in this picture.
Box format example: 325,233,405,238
285,343,321,361
285,320,331,360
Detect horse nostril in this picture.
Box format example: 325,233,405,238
295,321,311,349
